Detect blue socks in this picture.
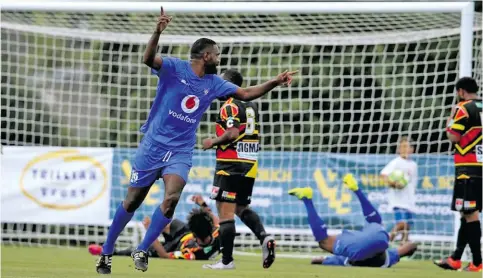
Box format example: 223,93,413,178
137,206,171,251
102,203,134,255
354,189,382,224
302,198,328,241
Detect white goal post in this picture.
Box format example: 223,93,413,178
1,1,480,260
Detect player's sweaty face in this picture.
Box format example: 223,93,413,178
203,45,220,74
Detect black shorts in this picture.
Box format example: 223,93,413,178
451,172,482,213
210,174,255,205
349,252,386,267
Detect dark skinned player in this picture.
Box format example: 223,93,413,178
202,69,276,270
435,77,482,272
95,6,296,274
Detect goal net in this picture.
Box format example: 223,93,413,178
1,2,481,260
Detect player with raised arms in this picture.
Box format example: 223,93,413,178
289,174,417,268
201,69,275,270
96,7,297,274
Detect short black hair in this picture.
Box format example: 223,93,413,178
187,208,214,240
222,69,243,87
456,77,479,94
190,38,217,59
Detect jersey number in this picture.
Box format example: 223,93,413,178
245,107,256,135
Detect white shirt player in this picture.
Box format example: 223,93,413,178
380,156,418,212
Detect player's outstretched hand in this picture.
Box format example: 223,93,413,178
202,138,214,150
156,6,172,33
275,70,298,86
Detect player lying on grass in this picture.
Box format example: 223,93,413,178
90,195,220,260
201,69,275,270
289,174,418,267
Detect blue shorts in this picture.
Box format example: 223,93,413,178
333,222,390,262
129,137,193,187
322,248,400,268
394,207,413,225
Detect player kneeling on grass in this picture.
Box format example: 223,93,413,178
200,69,276,270
289,174,418,268
89,195,220,261
380,137,418,243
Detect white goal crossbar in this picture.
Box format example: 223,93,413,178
0,1,475,77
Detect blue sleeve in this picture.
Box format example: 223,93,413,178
386,248,400,267
151,56,179,77
212,75,239,99
321,255,349,266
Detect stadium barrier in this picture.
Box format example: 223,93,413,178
1,146,460,259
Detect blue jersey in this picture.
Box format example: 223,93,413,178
140,57,239,152
322,223,399,268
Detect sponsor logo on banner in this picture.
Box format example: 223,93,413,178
455,198,463,211
19,149,108,210
111,148,457,237
1,147,112,225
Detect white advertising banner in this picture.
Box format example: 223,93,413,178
1,147,113,225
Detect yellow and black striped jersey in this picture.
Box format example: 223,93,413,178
215,98,260,178
446,99,482,176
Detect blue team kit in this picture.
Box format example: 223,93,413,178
324,222,400,267
130,57,239,185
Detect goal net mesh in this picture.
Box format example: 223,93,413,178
1,9,482,259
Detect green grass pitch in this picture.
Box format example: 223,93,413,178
1,246,480,278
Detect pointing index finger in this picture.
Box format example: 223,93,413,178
161,6,164,15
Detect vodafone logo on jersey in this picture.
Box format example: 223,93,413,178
181,95,200,113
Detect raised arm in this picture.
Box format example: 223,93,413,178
191,195,220,227
142,7,172,70
232,70,298,101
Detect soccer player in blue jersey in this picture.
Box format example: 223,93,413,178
95,7,297,274
289,174,418,268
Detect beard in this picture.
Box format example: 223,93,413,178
204,63,218,74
